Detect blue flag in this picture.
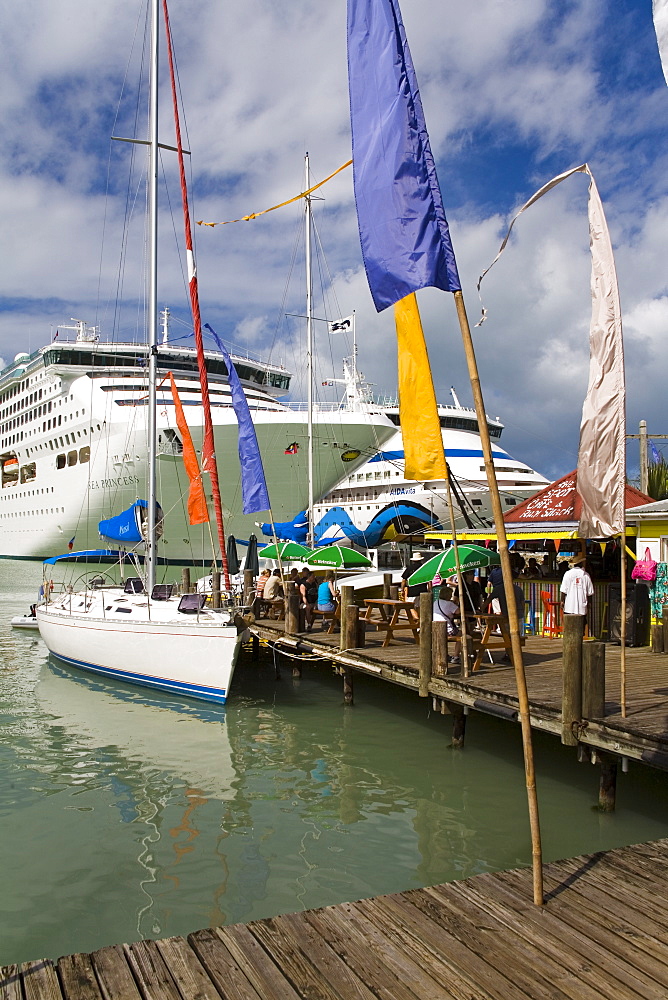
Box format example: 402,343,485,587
347,0,460,312
204,324,270,514
650,440,662,465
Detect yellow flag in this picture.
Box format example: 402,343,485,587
394,293,447,481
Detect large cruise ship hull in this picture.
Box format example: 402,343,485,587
312,422,549,547
1,404,393,561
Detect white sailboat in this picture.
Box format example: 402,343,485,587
36,0,245,705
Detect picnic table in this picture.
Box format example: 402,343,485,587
362,598,420,646
464,613,524,670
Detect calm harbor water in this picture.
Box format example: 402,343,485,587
1,558,668,966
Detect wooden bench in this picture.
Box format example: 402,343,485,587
311,602,341,633
253,597,285,620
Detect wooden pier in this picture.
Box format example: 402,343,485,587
3,839,668,999
249,619,668,772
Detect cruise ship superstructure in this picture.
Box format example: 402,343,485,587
312,384,549,546
0,320,395,561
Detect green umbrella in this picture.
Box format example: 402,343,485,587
259,541,312,561
407,544,500,585
307,544,372,569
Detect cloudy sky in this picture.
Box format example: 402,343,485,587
1,0,666,484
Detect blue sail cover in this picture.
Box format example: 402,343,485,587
260,511,309,543
98,500,149,543
347,0,461,311
204,324,270,515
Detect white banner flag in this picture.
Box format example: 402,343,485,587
576,172,625,538
476,163,625,537
328,315,353,334
654,0,668,85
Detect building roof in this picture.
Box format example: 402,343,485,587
502,470,652,526
425,470,651,542
625,498,668,519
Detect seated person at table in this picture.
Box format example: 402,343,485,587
316,571,338,612
401,555,430,607
483,575,524,625
453,570,483,614
433,586,462,663
256,568,271,598
263,569,284,602
299,572,319,631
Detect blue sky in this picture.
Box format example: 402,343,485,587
1,0,667,486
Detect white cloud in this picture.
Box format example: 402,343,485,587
1,0,667,489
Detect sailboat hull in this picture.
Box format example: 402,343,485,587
36,595,244,704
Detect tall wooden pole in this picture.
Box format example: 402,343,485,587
639,420,648,496
453,290,543,905
620,530,627,718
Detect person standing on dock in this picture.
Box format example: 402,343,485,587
560,553,593,621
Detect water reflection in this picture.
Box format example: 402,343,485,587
1,558,668,965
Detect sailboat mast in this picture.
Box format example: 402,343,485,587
161,0,231,589
146,0,159,594
305,153,314,548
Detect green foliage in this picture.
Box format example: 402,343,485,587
647,459,668,501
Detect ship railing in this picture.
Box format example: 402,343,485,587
283,401,387,413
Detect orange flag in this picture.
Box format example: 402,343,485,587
169,373,209,525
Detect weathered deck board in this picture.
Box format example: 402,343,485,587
6,841,668,1000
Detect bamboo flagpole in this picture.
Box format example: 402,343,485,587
620,531,628,717
445,475,472,677
454,291,544,904
346,0,544,905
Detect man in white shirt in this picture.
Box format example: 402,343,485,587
560,554,594,619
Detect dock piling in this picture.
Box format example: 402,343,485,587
562,614,585,745
342,601,359,651
451,704,467,748
598,752,618,811
652,623,664,653
418,591,432,697
212,571,221,609
582,640,605,719
340,587,355,650
343,666,354,705
285,582,300,636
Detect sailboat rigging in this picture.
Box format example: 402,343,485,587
35,0,245,704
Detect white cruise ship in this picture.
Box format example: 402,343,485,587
311,385,548,546
0,320,395,562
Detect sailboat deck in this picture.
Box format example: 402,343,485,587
4,839,668,1000
250,622,668,764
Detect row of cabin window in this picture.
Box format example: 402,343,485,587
55,447,90,470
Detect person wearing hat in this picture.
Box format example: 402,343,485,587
560,553,593,620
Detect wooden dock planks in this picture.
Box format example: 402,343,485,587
4,841,668,1000
250,622,668,767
